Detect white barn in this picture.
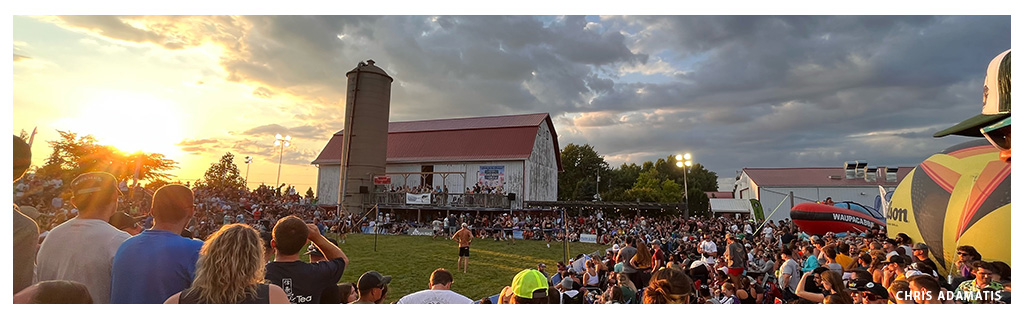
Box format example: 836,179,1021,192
733,162,913,222
312,113,562,213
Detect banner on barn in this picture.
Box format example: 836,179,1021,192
478,166,505,188
406,193,432,205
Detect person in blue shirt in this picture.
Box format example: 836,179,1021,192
801,245,820,273
110,185,203,304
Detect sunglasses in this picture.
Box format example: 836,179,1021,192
957,252,969,256
981,117,1011,151
861,293,883,301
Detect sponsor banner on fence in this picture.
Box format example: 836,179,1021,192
406,193,432,205
478,165,505,188
579,233,598,243
409,228,433,236
513,230,523,239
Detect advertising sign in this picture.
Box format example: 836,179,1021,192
478,165,505,188
406,193,432,205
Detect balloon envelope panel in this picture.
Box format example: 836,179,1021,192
887,140,1010,276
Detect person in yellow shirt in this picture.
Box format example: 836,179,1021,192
835,242,856,271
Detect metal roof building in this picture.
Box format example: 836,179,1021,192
733,163,913,222
312,113,562,212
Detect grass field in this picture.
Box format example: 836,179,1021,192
302,233,608,303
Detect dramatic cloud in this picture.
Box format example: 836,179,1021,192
176,138,220,154
45,15,1010,190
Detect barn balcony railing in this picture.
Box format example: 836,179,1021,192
369,192,511,209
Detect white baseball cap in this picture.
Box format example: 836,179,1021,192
935,49,1011,137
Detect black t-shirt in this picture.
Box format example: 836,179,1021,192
916,258,939,275
802,274,823,294
320,282,341,304
265,258,346,304
780,233,795,246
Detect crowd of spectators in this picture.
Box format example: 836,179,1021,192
11,134,1011,304
382,182,505,195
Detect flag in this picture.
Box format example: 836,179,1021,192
27,126,37,147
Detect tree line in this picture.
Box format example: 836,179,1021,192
557,143,719,217
21,130,315,199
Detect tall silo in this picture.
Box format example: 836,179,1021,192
338,60,392,216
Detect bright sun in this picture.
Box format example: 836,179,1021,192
55,91,187,157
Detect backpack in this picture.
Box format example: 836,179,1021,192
763,280,783,304
561,291,585,304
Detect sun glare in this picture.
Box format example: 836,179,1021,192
54,91,187,157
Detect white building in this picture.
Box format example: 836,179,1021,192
733,162,912,222
312,113,562,212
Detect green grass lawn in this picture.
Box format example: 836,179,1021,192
303,233,608,303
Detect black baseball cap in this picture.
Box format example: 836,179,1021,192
881,254,908,265
357,271,392,290
847,278,889,299
70,172,122,198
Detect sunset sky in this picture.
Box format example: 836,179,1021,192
11,14,1011,194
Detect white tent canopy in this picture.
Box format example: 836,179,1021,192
710,198,752,213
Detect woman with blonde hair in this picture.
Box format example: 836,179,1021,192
631,241,654,287
643,267,694,304
583,259,600,288
165,224,289,304
617,272,638,304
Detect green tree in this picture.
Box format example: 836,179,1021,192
558,143,611,201
195,152,246,194
622,169,683,203
144,178,173,191
36,130,178,184
678,162,718,218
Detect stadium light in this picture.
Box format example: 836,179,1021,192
275,134,291,186
676,153,694,217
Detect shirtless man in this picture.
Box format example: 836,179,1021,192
452,223,473,273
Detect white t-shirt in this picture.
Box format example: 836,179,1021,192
700,240,718,254
35,218,131,304
396,289,474,304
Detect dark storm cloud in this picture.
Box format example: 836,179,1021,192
50,15,1010,190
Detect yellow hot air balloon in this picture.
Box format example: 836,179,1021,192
887,139,1010,276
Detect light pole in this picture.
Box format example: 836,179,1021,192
244,156,253,189
675,153,692,217
274,134,291,187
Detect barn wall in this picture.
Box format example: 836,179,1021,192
526,122,558,202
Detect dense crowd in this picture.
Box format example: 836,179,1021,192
11,131,1012,305
383,182,507,196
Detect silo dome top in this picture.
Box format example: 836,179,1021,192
346,59,393,80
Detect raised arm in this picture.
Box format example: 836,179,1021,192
307,224,347,264
795,272,824,303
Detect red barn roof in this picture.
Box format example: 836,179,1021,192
312,113,562,171
742,167,913,187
